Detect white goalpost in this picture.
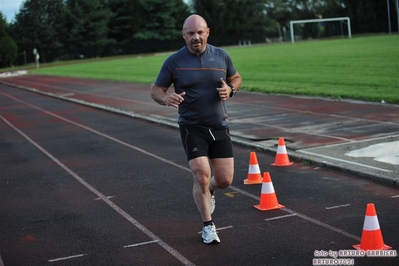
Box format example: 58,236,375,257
289,17,352,43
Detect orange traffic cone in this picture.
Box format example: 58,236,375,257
254,172,285,211
353,203,392,251
271,138,293,166
244,152,263,185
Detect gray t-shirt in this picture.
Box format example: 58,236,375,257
155,44,237,129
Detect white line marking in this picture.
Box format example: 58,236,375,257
0,114,195,266
392,195,399,198
58,93,74,97
283,208,360,241
297,150,392,173
94,195,114,200
326,204,351,210
228,188,360,241
1,92,362,248
48,254,87,262
0,254,4,266
265,214,297,221
123,240,159,248
217,225,234,231
198,225,233,234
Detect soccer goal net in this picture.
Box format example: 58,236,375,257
289,17,352,43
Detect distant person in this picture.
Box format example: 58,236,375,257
150,14,242,244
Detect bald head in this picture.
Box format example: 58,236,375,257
182,14,210,55
183,14,208,30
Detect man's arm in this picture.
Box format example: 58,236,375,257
151,83,169,106
151,83,185,108
227,71,242,92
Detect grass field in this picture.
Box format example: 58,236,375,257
19,35,399,103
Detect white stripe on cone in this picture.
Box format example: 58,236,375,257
363,216,381,231
261,182,275,194
248,164,261,174
277,145,287,154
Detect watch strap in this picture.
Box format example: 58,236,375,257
228,83,236,97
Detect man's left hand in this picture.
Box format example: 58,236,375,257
217,78,231,101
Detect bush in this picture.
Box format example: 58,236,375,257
0,35,18,67
0,12,18,68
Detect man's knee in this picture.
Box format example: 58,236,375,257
215,173,234,189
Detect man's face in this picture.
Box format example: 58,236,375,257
182,18,210,55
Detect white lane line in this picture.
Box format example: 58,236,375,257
2,92,361,246
124,240,159,248
217,225,234,231
283,208,360,241
94,195,114,200
392,195,399,198
0,254,4,266
58,93,74,97
48,254,87,263
297,150,392,173
265,214,297,221
0,114,195,266
325,204,351,210
197,226,234,234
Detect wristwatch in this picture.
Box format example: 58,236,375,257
228,83,236,97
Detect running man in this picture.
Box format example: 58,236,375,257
150,14,242,244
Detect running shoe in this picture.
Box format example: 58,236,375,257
202,224,220,244
210,192,215,214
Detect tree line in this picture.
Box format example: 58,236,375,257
0,0,397,68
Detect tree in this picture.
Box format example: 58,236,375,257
192,0,227,42
133,0,189,41
266,0,350,39
231,0,270,42
265,0,393,37
65,0,114,48
0,12,18,67
9,0,66,63
341,0,393,34
192,0,269,45
107,0,146,43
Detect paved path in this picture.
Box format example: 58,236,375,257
1,74,398,186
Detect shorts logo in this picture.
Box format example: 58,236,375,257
192,147,200,152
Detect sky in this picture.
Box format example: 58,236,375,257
0,0,24,23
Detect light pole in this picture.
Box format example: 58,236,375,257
387,0,392,34
396,0,399,33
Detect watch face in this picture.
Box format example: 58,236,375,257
230,88,235,97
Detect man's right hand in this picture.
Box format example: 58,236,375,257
165,92,186,108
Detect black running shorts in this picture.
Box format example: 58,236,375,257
179,124,234,161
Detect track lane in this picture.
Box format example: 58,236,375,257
0,85,398,265
0,90,363,243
